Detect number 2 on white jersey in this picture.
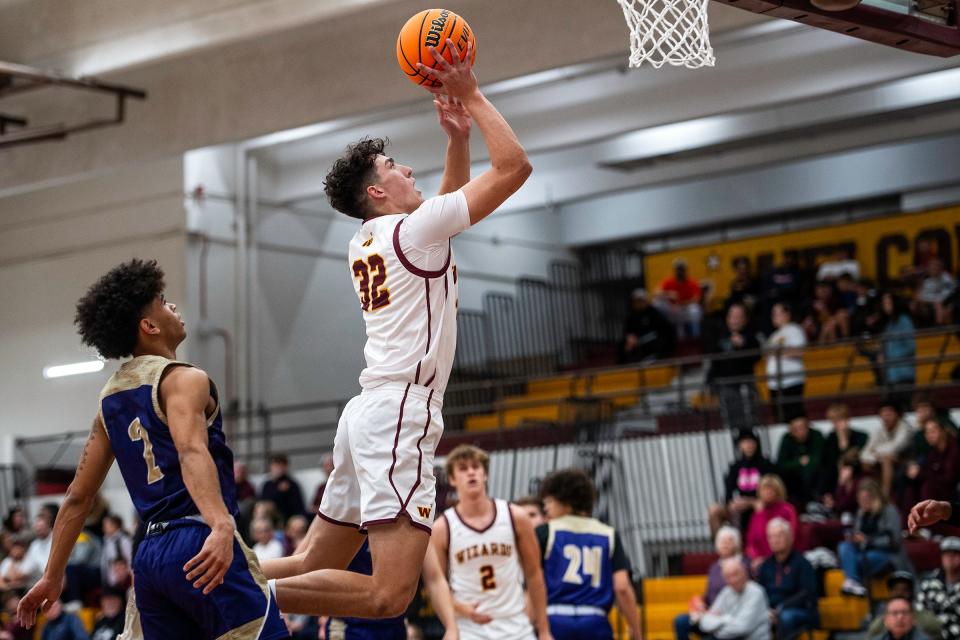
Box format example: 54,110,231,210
562,544,603,588
128,418,165,484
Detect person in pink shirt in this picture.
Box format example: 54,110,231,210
746,475,798,570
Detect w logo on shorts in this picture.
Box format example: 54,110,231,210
417,506,432,519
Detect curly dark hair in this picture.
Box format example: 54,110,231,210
74,259,165,359
539,469,596,515
323,137,386,219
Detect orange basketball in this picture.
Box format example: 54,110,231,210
397,9,477,88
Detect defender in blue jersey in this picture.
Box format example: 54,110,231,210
536,470,641,640
18,259,288,640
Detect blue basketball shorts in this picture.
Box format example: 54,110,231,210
548,613,613,640
325,616,407,640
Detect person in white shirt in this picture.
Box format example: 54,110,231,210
860,402,915,497
0,539,30,591
251,518,285,563
22,511,54,585
765,302,807,423
914,259,956,325
693,558,770,640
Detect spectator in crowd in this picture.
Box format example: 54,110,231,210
514,496,546,528
708,304,762,433
881,293,917,399
879,597,932,640
0,541,29,591
913,259,956,327
259,454,306,523
233,462,256,504
904,419,960,508
284,515,309,556
825,449,864,517
746,475,798,566
821,404,868,500
776,416,826,509
916,537,960,640
862,401,914,498
756,518,819,640
836,273,858,314
802,281,848,344
107,558,131,593
22,509,54,584
620,288,676,363
765,302,807,423
0,592,31,640
838,478,907,597
693,558,771,640
251,517,284,563
64,529,101,605
912,394,958,436
90,587,126,640
39,599,88,640
99,515,131,590
725,257,761,315
676,526,753,640
311,454,336,514
655,258,703,339
867,572,942,639
817,248,861,283
851,279,883,337
1,508,28,544
709,431,776,536
763,256,803,307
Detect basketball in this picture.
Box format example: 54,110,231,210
396,9,477,88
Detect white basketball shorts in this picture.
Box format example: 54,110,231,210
319,381,444,533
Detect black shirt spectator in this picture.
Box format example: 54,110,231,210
821,403,869,496
708,304,762,432
260,454,306,521
620,288,676,363
756,518,819,639
776,416,826,508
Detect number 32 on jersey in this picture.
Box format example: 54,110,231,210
353,254,391,312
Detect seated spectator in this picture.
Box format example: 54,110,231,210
862,401,914,498
654,258,703,339
689,558,771,640
707,304,762,433
879,597,932,640
881,293,917,398
725,257,761,315
913,259,956,327
765,302,807,423
23,509,54,584
867,572,942,639
709,431,775,536
284,515,309,555
912,393,959,435
676,526,751,640
802,281,848,343
817,248,861,283
0,541,29,591
777,415,826,509
851,279,883,337
310,454,336,514
64,529,101,605
916,537,960,640
826,450,864,517
905,419,960,507
259,454,307,522
107,557,132,592
836,273,858,314
746,475,798,566
756,518,819,640
90,587,126,640
838,478,907,596
39,599,88,640
0,591,31,640
99,515,132,589
620,288,676,363
1,508,28,545
251,517,284,562
821,403,868,499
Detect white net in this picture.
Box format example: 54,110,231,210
617,0,715,69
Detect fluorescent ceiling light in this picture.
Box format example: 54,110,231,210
42,360,105,379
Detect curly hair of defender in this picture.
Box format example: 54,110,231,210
323,137,387,219
539,469,597,515
74,259,166,360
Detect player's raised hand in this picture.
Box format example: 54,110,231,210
908,499,952,534
16,576,62,628
416,40,477,100
184,522,235,594
435,95,471,140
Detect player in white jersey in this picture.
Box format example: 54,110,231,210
261,40,532,622
433,446,553,640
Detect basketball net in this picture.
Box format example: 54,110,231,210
616,0,715,69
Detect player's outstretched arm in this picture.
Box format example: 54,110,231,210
511,506,553,640
418,41,531,226
436,95,471,196
614,569,642,639
164,366,235,595
422,542,459,640
17,416,114,628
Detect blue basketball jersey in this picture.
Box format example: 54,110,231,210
98,355,238,523
541,515,618,610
